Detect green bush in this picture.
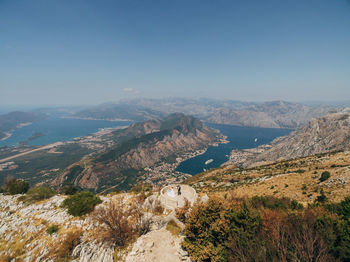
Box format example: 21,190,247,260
25,186,56,203
250,196,303,210
61,191,102,216
182,198,262,261
319,171,331,182
2,177,29,195
129,182,153,194
63,185,78,195
46,225,59,235
315,189,328,203
182,196,350,262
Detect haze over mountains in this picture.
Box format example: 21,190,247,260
225,109,350,168
73,98,334,129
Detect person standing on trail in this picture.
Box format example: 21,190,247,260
177,185,181,195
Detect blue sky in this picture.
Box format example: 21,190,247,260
0,0,349,105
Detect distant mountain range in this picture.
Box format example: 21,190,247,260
73,98,335,129
51,113,221,192
226,109,350,167
73,103,164,122
0,111,46,140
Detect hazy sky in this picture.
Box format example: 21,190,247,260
0,0,349,105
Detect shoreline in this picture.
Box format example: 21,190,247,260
0,122,33,142
62,116,132,122
0,132,12,141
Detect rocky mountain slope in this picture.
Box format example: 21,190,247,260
225,109,350,167
52,114,222,192
0,193,191,262
186,150,350,204
205,100,332,129
79,98,334,129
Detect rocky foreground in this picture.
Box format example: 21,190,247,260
0,193,191,262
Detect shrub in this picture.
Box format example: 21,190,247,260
182,196,349,262
315,189,328,203
92,197,151,247
61,191,102,216
25,186,56,203
130,182,153,194
166,219,181,236
63,185,78,195
175,198,190,223
291,199,304,210
250,196,302,210
50,228,82,260
2,177,29,195
46,225,59,235
182,198,262,261
319,171,331,182
152,199,164,215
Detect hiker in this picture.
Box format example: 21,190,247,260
177,185,181,195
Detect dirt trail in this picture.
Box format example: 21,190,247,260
125,227,190,262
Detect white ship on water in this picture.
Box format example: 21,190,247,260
205,159,214,165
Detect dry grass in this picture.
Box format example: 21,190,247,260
48,227,82,261
189,151,350,204
0,235,26,260
91,195,151,247
166,219,181,236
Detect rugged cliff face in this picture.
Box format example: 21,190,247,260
52,114,221,192
226,109,350,167
253,110,350,162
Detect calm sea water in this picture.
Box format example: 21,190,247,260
0,117,131,147
176,123,292,175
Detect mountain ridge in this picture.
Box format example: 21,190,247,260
73,98,334,129
51,113,222,192
225,109,350,168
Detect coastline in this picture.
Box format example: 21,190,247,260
62,116,132,122
0,122,33,142
0,132,12,141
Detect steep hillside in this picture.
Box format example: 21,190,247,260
52,114,222,192
205,100,332,129
186,150,350,204
226,109,350,167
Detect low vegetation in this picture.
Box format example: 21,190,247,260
319,171,331,182
62,184,79,195
0,177,29,195
166,219,182,236
49,227,82,261
182,196,350,262
21,186,56,203
91,196,151,247
187,151,350,203
46,225,59,235
61,191,102,216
